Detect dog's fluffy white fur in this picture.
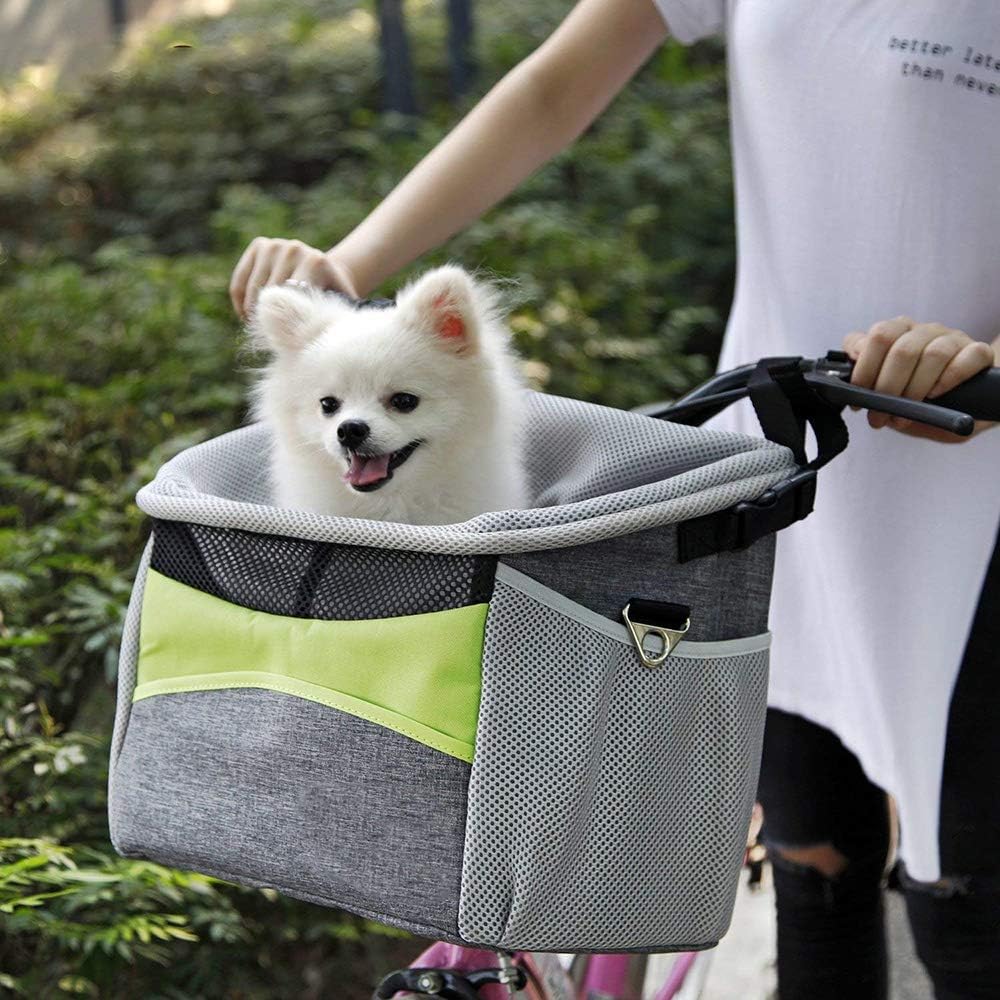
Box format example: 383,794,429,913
249,265,528,525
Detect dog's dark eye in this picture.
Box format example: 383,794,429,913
319,397,340,416
389,392,420,413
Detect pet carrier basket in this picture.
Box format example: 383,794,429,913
109,390,802,954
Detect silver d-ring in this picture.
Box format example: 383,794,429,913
622,603,691,668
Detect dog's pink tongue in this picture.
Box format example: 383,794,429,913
345,452,391,487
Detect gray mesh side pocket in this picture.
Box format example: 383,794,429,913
459,564,769,952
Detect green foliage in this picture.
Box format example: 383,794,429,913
1,0,733,994
0,838,418,998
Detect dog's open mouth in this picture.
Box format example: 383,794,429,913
343,441,422,492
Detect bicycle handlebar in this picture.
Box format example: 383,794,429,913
927,366,1000,423
638,352,1000,436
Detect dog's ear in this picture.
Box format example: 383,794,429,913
249,286,323,353
397,266,480,355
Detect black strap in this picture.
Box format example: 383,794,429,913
626,598,690,631
677,358,847,562
747,357,848,471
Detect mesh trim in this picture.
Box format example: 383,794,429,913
459,576,769,952
135,392,798,555
494,564,771,655
149,519,496,620
108,538,152,775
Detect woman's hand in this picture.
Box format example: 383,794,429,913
229,238,362,320
843,318,997,442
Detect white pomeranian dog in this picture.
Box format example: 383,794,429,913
249,265,529,525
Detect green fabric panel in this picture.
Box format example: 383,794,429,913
135,569,487,762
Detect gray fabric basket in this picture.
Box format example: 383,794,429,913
109,390,796,953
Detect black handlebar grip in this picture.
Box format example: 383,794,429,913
932,367,1000,423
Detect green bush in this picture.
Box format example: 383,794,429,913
1,0,733,994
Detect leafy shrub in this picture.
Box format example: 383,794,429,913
0,838,423,998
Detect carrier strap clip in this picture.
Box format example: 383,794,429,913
622,599,691,668
676,467,817,562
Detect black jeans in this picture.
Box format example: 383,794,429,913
757,525,1000,1000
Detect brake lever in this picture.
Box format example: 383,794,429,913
642,351,991,434
803,371,975,436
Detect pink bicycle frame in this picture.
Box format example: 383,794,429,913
405,943,699,1000
577,951,696,1000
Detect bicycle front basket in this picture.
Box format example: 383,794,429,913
109,391,796,953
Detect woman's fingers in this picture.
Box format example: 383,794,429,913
844,316,996,438
268,241,304,289
843,331,866,360
849,317,913,391
849,317,915,428
230,238,331,319
928,340,996,398
229,238,260,319
289,257,318,284
244,249,274,319
873,323,951,399
292,249,363,297
898,329,969,403
291,250,346,292
846,325,952,418
242,239,310,317
230,238,367,320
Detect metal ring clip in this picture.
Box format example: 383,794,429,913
622,603,690,668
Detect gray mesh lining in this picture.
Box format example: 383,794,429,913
149,519,496,620
459,569,769,952
134,392,797,555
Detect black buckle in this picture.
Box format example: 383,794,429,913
731,468,817,549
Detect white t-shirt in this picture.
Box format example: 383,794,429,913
651,0,1000,881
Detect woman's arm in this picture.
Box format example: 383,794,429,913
230,0,669,316
333,0,668,295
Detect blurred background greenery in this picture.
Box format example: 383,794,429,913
0,1,731,995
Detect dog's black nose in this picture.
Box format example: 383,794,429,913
337,420,370,449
